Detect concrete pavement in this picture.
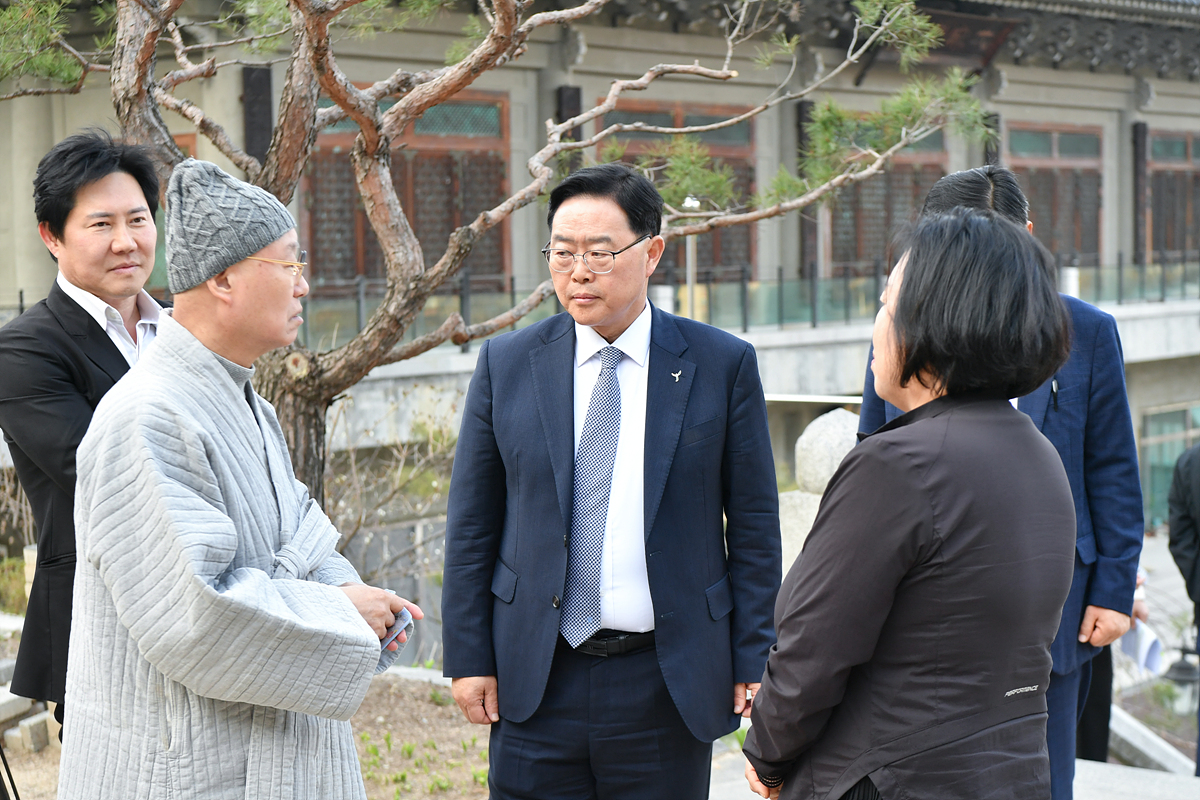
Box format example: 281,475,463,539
707,753,1200,799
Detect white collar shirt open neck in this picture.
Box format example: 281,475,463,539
572,301,654,633
57,272,161,367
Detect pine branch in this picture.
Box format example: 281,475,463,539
381,282,556,365
153,88,262,179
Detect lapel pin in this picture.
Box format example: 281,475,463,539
671,370,682,383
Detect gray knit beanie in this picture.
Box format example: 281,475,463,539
165,159,295,293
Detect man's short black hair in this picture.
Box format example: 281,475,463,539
33,128,160,241
893,208,1070,398
547,163,662,238
921,165,1029,227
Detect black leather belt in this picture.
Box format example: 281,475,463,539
575,630,655,657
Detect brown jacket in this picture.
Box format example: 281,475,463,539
745,394,1076,800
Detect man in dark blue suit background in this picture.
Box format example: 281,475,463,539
859,166,1143,800
442,164,781,799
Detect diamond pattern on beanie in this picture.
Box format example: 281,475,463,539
165,159,295,293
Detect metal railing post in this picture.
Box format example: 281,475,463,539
1117,252,1124,304
1160,251,1167,301
843,266,851,323
809,261,818,328
705,269,714,325
740,264,749,333
17,289,24,316
777,266,785,329
1139,253,1146,301
460,267,471,353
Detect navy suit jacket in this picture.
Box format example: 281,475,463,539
859,295,1143,675
0,282,133,703
442,305,782,742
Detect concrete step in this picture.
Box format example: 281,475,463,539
0,688,32,729
1074,758,1200,799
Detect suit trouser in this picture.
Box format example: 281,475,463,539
1046,660,1093,800
1075,645,1112,761
488,635,712,800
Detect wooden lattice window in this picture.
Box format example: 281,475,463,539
1148,132,1200,254
302,91,510,296
598,101,755,278
814,131,947,274
1007,125,1102,261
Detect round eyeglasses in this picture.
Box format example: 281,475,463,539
255,250,308,278
541,234,650,274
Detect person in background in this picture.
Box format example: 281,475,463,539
0,130,164,736
744,208,1077,800
58,159,420,799
858,165,1144,800
1168,441,1200,775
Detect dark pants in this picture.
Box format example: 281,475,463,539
488,636,713,800
1047,660,1092,800
1076,645,1112,761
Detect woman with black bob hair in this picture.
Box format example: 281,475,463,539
891,206,1070,400
742,207,1078,800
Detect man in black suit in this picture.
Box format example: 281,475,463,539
1168,441,1200,774
442,164,781,799
0,130,162,733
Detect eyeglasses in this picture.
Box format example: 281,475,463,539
255,250,308,278
541,234,650,274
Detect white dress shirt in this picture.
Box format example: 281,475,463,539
57,272,161,366
573,302,655,633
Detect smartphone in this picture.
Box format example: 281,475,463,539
381,607,413,650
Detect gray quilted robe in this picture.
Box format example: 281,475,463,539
59,315,399,799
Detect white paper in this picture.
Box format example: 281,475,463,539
1118,621,1163,675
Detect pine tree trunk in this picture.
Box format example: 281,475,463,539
254,348,331,505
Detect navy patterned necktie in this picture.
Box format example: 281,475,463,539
560,346,624,647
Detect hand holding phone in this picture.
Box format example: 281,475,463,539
381,606,413,650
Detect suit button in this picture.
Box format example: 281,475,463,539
552,595,560,609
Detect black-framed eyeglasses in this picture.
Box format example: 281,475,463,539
541,234,651,274
255,250,308,278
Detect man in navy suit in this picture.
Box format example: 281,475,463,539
859,166,1143,800
442,163,781,799
0,130,163,736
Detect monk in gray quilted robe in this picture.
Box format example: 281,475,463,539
59,160,420,800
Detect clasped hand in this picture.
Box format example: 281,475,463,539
339,583,423,650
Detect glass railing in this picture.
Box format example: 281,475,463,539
278,252,1200,354
1069,251,1200,305
297,265,890,353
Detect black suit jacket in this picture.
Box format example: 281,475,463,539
442,306,782,742
1168,442,1200,619
745,395,1076,800
0,282,133,703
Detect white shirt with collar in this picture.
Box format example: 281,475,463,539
573,301,655,633
56,272,161,367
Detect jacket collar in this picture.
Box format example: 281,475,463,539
858,391,1010,442
45,281,131,383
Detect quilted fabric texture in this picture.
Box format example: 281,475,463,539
60,314,396,799
165,159,295,293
